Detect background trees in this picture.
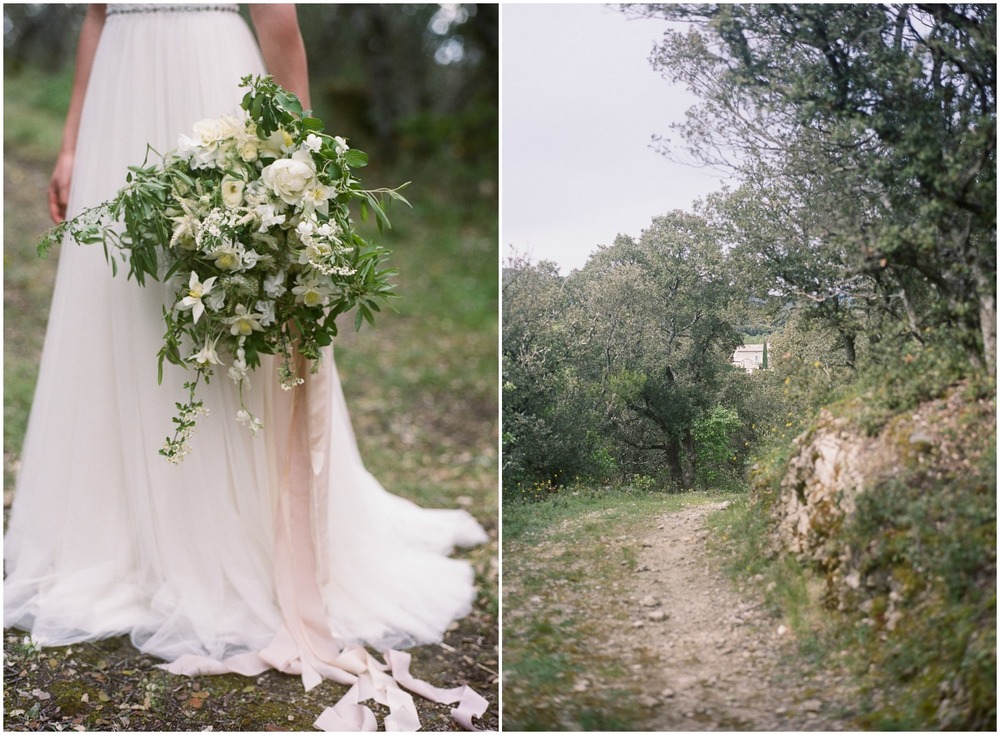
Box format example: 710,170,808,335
503,211,749,494
504,4,994,499
630,3,996,376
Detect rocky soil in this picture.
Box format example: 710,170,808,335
583,501,859,730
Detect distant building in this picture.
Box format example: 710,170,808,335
732,344,769,372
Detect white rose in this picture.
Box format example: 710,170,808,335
260,150,317,206
221,176,245,208
192,118,225,149
237,138,259,162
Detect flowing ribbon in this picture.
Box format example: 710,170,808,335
160,352,488,731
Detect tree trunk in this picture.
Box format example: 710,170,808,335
683,430,698,489
664,438,685,491
974,259,997,377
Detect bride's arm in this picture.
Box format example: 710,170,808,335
250,4,311,110
49,3,106,223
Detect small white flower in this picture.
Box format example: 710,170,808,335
207,240,246,271
255,203,286,231
205,289,225,312
236,409,263,435
291,274,333,308
316,221,338,238
260,128,295,158
176,272,217,324
220,176,245,208
301,183,333,214
303,133,323,152
226,304,265,336
170,214,200,251
334,136,350,156
263,271,287,298
187,335,222,366
255,299,277,327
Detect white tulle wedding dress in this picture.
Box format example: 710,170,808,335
3,4,488,730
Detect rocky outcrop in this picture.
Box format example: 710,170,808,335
775,409,873,562
772,389,992,605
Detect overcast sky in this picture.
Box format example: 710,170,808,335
502,3,731,273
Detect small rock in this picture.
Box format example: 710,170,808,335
640,595,659,608
908,431,934,452
777,624,787,636
661,688,675,699
775,706,787,716
801,699,822,713
638,695,660,708
751,573,765,583
765,581,777,593
647,610,668,622
573,679,590,693
631,620,645,629
636,564,651,572
641,540,654,547
529,595,542,604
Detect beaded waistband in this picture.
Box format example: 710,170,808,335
106,4,239,16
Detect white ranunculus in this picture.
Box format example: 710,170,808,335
260,150,317,206
192,118,225,148
221,176,246,208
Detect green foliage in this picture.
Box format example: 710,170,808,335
692,404,742,490
842,437,996,728
2,65,73,159
720,379,997,730
635,3,996,375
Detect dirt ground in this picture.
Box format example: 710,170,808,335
505,498,860,731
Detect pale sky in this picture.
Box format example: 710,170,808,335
502,3,731,273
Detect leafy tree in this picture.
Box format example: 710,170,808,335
628,3,996,375
563,212,742,488
502,257,602,493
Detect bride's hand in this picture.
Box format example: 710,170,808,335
49,150,74,224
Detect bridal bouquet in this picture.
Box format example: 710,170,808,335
39,75,406,462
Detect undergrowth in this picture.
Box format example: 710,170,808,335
712,352,997,730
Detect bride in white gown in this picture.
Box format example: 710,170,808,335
4,4,489,730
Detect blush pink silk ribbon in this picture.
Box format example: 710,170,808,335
161,354,489,730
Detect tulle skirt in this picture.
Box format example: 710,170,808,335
4,4,487,714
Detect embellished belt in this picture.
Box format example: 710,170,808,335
106,5,239,16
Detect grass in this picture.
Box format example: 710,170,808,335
502,487,716,730
3,63,498,731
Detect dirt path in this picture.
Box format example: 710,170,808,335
602,500,857,730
